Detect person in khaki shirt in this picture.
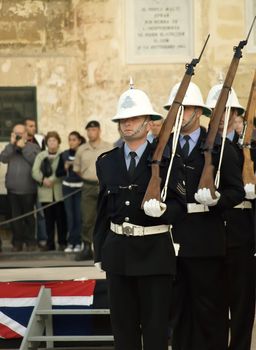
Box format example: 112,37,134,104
73,120,112,260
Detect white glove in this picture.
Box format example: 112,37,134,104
194,188,221,206
94,262,103,272
143,198,167,217
244,183,256,200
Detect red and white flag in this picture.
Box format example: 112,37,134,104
0,280,96,339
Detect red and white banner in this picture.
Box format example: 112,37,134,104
0,280,96,339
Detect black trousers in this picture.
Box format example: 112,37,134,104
171,257,228,350
107,273,173,350
8,192,36,246
226,247,255,350
42,201,67,249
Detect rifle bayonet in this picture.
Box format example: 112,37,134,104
186,34,210,75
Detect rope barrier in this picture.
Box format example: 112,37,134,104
0,187,83,227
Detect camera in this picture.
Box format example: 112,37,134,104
15,135,22,141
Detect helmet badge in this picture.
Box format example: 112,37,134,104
121,95,136,109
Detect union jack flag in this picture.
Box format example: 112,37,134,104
0,280,96,339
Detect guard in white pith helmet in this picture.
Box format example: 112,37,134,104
206,83,255,350
206,83,244,133
93,79,185,350
164,81,212,117
112,78,162,121
206,84,244,113
165,81,244,350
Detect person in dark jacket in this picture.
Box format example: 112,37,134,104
93,83,186,350
24,118,47,250
164,82,245,350
0,124,40,251
206,84,255,350
56,131,85,252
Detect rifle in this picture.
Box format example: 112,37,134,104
198,17,256,196
239,70,256,184
141,34,210,206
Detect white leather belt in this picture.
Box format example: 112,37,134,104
110,222,170,237
234,201,252,209
187,203,209,213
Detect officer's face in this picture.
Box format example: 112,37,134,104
150,120,163,137
181,106,201,133
234,115,244,135
119,116,151,141
218,108,238,133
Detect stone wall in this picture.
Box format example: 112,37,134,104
0,0,255,193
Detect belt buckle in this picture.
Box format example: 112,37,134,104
122,223,134,236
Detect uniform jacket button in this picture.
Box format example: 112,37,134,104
124,217,130,222
125,201,130,206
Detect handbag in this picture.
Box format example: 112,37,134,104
40,157,53,178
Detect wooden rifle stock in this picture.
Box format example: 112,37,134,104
198,17,256,196
241,70,256,184
243,148,256,184
141,35,210,206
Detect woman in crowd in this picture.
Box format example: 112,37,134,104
32,131,67,251
56,131,85,253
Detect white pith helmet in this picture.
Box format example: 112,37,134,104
164,81,212,117
112,78,162,122
206,84,245,116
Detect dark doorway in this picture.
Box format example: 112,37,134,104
0,86,37,142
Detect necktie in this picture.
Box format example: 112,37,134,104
128,151,137,178
182,135,190,159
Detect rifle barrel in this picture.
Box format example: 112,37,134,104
198,34,210,62
246,16,256,43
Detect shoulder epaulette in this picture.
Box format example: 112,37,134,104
97,147,119,160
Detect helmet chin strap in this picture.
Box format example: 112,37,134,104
181,108,197,131
120,118,149,138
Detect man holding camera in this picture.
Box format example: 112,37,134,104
0,124,40,251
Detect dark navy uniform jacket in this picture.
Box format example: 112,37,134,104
93,142,186,276
171,127,245,257
223,132,255,251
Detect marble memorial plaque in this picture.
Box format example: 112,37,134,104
125,0,194,64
